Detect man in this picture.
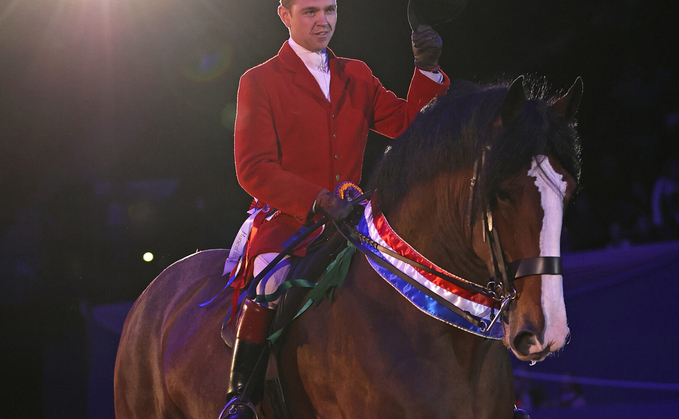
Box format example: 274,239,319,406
224,0,449,416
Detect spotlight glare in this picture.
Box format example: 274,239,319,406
143,252,154,262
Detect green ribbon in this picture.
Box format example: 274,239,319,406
253,278,316,304
266,243,357,343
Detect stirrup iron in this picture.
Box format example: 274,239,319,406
218,396,259,419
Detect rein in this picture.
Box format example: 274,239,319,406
246,150,565,338
337,151,564,335
335,220,493,331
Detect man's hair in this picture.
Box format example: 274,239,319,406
280,0,293,9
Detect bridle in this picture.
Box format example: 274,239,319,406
471,149,563,331
338,150,563,334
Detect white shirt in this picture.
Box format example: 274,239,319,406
287,37,444,103
288,38,332,101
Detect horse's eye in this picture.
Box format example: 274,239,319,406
497,190,512,203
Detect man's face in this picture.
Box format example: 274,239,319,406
279,0,337,52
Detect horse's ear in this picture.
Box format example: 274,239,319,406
501,76,526,127
551,76,583,121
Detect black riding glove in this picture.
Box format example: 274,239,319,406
412,24,442,72
313,189,354,221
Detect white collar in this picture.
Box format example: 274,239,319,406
288,38,329,73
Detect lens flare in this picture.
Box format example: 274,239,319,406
182,43,232,82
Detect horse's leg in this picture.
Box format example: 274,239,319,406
114,296,186,418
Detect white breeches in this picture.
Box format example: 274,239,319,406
254,253,292,308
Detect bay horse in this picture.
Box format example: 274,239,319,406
114,76,583,419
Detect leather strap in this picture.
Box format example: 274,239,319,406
345,223,493,297
508,257,562,279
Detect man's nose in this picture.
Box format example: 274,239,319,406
315,13,330,26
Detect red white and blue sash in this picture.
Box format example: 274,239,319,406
357,201,503,339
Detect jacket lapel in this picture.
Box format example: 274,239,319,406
328,48,350,113
278,41,331,109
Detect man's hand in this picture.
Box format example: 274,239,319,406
313,189,354,221
412,24,442,72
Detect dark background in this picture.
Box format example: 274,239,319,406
1,0,678,417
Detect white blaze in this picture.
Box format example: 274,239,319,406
527,155,569,353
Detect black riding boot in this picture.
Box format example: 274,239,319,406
220,299,274,419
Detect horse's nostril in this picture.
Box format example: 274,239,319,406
513,331,536,357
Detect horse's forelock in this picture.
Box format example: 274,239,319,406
482,89,581,204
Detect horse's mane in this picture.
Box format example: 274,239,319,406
368,78,582,216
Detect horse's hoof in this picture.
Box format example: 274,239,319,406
513,408,530,419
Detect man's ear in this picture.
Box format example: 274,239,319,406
278,5,291,28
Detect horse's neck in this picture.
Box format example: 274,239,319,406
322,257,514,417
282,249,514,418
384,176,490,283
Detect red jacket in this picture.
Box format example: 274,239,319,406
234,41,449,256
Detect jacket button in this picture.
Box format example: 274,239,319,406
333,133,337,139
335,174,340,181
334,154,338,160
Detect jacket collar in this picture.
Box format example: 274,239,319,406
278,41,349,109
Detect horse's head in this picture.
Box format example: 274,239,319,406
368,75,582,364
470,77,583,362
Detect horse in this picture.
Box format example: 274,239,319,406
114,75,583,419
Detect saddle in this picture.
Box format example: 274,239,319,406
220,222,348,347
